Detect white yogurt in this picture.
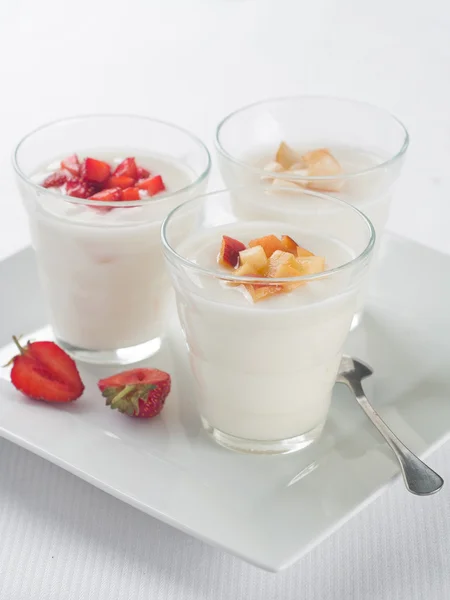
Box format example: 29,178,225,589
172,222,358,442
26,152,194,351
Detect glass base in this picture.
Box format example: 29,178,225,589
201,417,324,455
57,336,162,365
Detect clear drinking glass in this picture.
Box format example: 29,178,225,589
215,96,408,324
13,115,211,364
162,187,375,454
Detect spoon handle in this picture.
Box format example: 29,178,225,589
348,379,444,496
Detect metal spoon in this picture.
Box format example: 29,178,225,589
337,355,444,496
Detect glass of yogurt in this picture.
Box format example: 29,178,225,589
13,115,211,364
162,187,375,454
215,96,408,324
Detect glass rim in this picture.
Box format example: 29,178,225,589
215,95,409,181
12,113,212,208
161,186,376,284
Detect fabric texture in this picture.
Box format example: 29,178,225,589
0,436,448,600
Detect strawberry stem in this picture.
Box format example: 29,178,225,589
12,335,26,355
110,385,135,405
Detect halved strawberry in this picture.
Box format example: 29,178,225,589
113,157,138,179
42,171,69,188
106,175,136,190
89,188,122,202
9,337,84,403
136,165,150,179
61,154,81,177
136,175,166,196
98,368,171,418
83,158,111,183
122,187,141,201
218,235,246,268
66,179,97,199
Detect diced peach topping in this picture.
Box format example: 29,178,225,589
296,245,315,258
218,235,246,268
245,284,284,302
302,149,343,192
295,255,326,275
266,142,344,193
239,245,268,272
275,142,305,170
281,235,299,254
248,235,285,258
218,233,326,302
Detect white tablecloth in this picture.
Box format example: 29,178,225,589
0,0,448,597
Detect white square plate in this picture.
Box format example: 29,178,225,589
0,234,448,572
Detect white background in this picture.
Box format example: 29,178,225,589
0,0,449,598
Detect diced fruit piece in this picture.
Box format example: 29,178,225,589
136,175,166,196
302,149,344,192
9,336,84,403
267,250,302,277
136,165,150,179
248,235,285,258
66,179,97,199
106,175,136,189
264,161,284,173
113,157,138,179
296,245,315,258
42,171,69,188
218,235,246,268
83,157,111,183
239,245,268,272
122,187,141,201
227,262,262,287
275,141,305,169
271,178,303,190
89,188,122,202
234,263,261,278
288,162,308,173
98,368,171,418
272,263,305,291
281,235,300,254
61,154,81,177
295,255,326,275
245,283,283,302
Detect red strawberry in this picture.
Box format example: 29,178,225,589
136,175,166,196
83,158,111,183
42,170,70,188
113,157,138,179
9,336,84,403
89,188,122,202
66,179,97,199
106,175,136,190
122,187,141,201
98,368,171,418
136,165,150,179
61,154,81,177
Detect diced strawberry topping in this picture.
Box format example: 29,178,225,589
113,157,138,179
61,154,81,177
136,175,166,196
136,166,150,179
42,171,70,188
89,188,122,202
106,175,136,190
122,187,141,201
66,179,97,199
83,158,111,183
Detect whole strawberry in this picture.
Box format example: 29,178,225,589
98,368,171,418
9,336,84,402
